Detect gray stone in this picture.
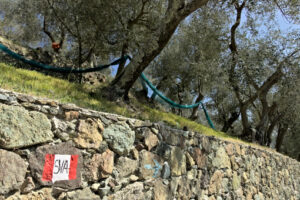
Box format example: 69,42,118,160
49,107,60,115
187,169,198,180
156,142,172,160
104,114,119,122
129,175,139,182
52,117,76,141
151,127,159,134
163,179,169,185
221,178,229,193
99,186,111,197
232,172,241,190
107,182,146,200
186,152,196,167
20,177,35,194
116,157,138,178
62,187,100,200
170,177,181,196
201,137,212,153
103,122,135,155
29,142,82,189
0,149,28,194
169,146,186,176
160,126,181,146
212,147,231,169
16,94,35,103
162,162,171,179
54,131,71,141
52,187,68,198
91,183,101,192
52,117,68,131
99,116,110,126
0,104,53,149
61,103,79,110
254,193,264,200
41,105,50,113
131,148,139,160
21,102,41,110
0,94,9,101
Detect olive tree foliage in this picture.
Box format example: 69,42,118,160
227,1,299,145
274,67,300,155
0,0,212,92
142,0,300,157
211,0,300,160
1,0,108,66
2,0,297,98
0,0,167,67
146,4,229,118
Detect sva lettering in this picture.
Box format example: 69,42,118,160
53,160,69,174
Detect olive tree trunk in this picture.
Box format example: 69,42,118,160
107,0,210,100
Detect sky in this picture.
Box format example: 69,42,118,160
276,12,300,32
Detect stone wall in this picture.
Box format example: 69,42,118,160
0,88,299,200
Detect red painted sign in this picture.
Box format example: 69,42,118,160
42,154,78,182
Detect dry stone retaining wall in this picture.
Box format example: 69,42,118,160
0,88,299,200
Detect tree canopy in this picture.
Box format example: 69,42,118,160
0,0,299,160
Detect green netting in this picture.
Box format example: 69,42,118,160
140,73,215,129
0,42,215,129
0,43,130,73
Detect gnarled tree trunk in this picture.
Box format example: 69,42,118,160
275,123,288,152
221,111,240,132
189,92,204,120
106,0,210,100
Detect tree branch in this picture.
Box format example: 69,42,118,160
229,0,246,54
43,17,55,43
46,0,77,37
81,45,95,64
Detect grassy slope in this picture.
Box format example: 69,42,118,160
0,62,252,145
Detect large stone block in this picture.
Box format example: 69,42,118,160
0,149,28,195
73,118,104,149
154,179,171,200
116,157,139,178
103,122,135,156
29,142,82,189
169,147,186,176
139,150,163,179
0,104,53,149
86,149,114,181
212,147,231,169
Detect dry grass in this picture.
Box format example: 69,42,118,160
0,62,264,147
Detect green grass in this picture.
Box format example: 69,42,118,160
0,62,247,144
